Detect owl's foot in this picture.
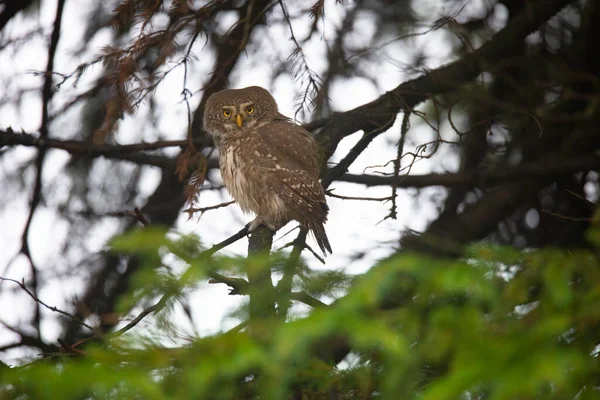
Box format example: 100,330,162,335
247,217,278,233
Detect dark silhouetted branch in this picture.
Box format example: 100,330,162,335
20,0,67,338
314,0,576,160
0,277,94,331
338,155,600,188
0,129,196,169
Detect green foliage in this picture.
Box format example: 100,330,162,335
3,228,600,399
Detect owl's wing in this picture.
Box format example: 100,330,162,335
257,119,321,177
247,120,327,221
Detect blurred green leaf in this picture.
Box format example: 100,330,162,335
110,226,171,253
5,229,600,399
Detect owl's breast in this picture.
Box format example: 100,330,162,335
219,144,256,214
218,142,286,223
220,145,242,194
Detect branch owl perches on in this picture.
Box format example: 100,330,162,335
203,86,332,255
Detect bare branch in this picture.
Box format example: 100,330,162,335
0,277,94,331
20,0,67,336
0,129,219,170
321,118,396,189
338,156,600,188
325,190,391,202
184,200,235,219
111,302,163,338
315,0,576,161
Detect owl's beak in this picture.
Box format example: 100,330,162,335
236,114,243,128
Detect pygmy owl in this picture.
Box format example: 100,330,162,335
203,86,332,255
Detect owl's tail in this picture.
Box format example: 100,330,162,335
310,223,332,256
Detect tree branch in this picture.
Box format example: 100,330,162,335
337,155,600,188
0,129,215,170
19,0,67,339
0,277,94,331
314,0,576,160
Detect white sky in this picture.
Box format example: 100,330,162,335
0,0,471,364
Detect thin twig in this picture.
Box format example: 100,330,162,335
0,277,94,331
279,0,321,118
387,110,411,220
338,156,600,188
111,302,163,337
321,117,396,189
541,210,591,222
325,189,391,202
184,200,235,218
19,0,67,338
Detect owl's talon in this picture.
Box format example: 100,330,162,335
248,218,277,233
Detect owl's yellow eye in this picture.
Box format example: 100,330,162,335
245,106,255,114
222,109,232,117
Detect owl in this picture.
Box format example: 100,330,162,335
203,86,332,255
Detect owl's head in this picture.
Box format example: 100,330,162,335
203,86,279,139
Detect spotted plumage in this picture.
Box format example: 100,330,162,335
203,86,332,255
